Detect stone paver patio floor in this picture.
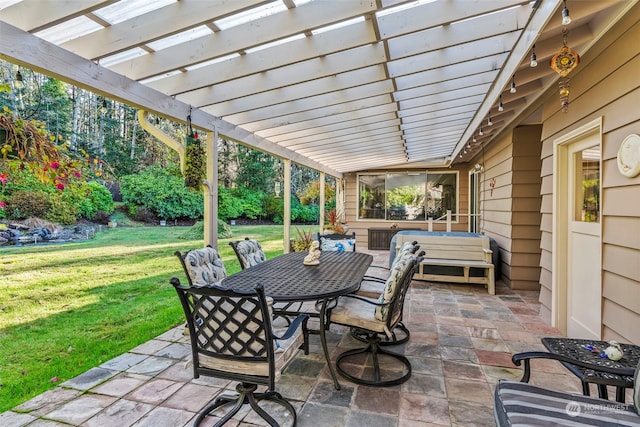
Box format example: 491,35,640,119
2,250,599,427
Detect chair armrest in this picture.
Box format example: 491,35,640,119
361,275,386,283
337,293,388,308
512,351,636,383
272,313,309,341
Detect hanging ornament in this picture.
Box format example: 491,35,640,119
550,27,580,112
184,109,206,189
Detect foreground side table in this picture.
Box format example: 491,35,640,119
542,337,640,402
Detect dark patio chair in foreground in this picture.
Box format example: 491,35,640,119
494,351,640,426
170,278,307,427
324,253,421,387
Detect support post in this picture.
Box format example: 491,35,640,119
319,172,325,234
203,127,218,248
284,159,291,253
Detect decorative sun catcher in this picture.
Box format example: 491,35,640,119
550,1,579,113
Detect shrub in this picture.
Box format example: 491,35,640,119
6,190,50,219
46,195,77,225
178,219,232,240
233,187,264,219
120,166,204,220
130,206,157,223
218,186,243,221
70,181,114,220
263,195,283,224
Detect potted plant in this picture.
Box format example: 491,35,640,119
291,226,314,252
324,209,348,234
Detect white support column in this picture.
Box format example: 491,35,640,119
319,172,325,234
336,178,345,220
446,210,452,232
203,127,218,248
283,159,291,253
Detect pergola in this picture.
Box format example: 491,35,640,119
0,0,634,244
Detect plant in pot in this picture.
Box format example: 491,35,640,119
324,208,348,234
291,226,314,252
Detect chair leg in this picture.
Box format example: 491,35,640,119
350,322,410,346
336,331,412,387
194,383,296,427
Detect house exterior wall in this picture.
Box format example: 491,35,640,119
538,6,640,343
343,167,469,251
471,125,543,290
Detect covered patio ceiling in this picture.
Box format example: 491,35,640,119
0,0,635,178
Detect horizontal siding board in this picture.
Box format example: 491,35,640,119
603,271,640,315
603,216,640,250
602,186,640,216
602,299,640,344
603,244,640,281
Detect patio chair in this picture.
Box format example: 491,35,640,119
175,245,227,287
324,253,421,386
170,277,307,427
229,237,266,270
494,352,640,426
318,232,356,252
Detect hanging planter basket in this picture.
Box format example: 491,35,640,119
183,115,206,189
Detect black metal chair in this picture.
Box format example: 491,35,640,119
318,232,356,252
229,237,267,270
171,277,307,427
324,254,421,387
495,352,640,426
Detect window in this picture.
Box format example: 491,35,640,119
358,171,458,221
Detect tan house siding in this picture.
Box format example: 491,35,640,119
473,125,542,290
537,7,640,341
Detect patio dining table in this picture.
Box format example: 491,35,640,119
220,250,373,389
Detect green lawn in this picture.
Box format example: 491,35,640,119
0,224,304,412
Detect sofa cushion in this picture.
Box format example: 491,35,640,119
374,255,412,322
494,380,639,426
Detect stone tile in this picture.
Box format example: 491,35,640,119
481,365,523,384
435,315,467,326
437,324,469,336
297,402,349,427
440,346,479,363
100,353,149,372
154,327,185,342
276,374,318,402
448,400,495,427
0,411,37,427
442,361,484,381
498,329,540,344
131,406,195,427
444,378,493,405
407,356,443,376
83,398,153,427
405,343,441,358
475,350,516,368
471,337,510,352
401,373,446,398
399,393,450,425
126,378,186,405
345,410,398,427
162,383,219,412
26,420,71,427
468,327,501,340
14,387,82,416
91,372,150,397
153,342,191,360
156,361,195,382
308,380,355,407
45,394,117,425
353,386,399,415
127,356,176,376
439,335,473,348
129,339,170,355
60,367,119,391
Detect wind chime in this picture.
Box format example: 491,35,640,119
549,0,579,113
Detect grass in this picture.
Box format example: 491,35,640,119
0,224,311,412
